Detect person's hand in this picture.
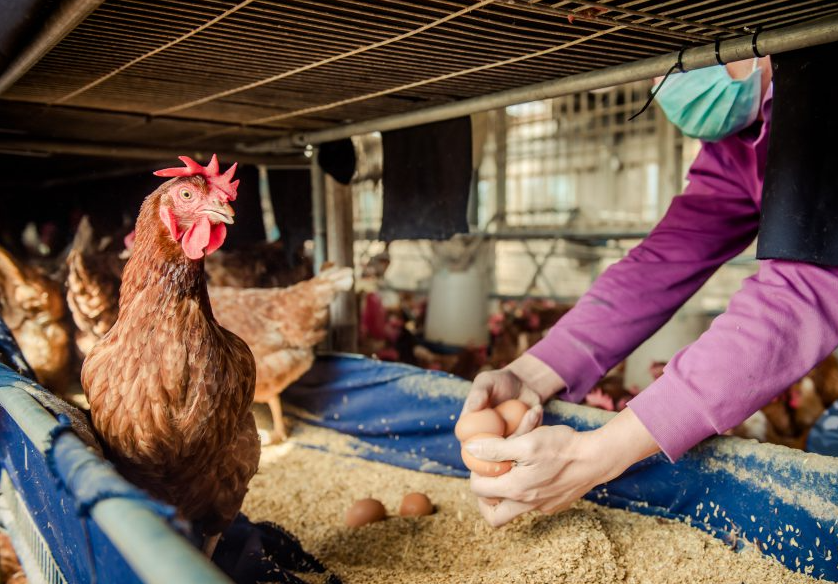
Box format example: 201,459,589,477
466,408,661,527
466,425,606,526
460,354,566,437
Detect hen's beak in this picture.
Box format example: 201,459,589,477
202,202,235,225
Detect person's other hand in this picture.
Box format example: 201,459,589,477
466,425,604,526
467,408,661,527
460,354,566,437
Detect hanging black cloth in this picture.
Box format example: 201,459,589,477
218,165,267,247
380,117,472,241
318,138,357,185
757,41,838,265
268,168,313,263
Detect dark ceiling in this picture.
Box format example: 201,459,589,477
1,0,838,187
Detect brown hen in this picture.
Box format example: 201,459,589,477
81,156,259,556
209,265,353,442
205,240,312,288
0,245,71,393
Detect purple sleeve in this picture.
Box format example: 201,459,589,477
628,260,838,460
528,140,760,402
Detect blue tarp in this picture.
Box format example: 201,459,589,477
0,318,34,379
0,364,338,584
0,372,160,583
809,401,838,456
2,320,836,582
284,354,838,581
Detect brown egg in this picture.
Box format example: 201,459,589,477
454,409,506,442
461,433,512,477
345,498,387,527
494,399,529,436
399,492,435,517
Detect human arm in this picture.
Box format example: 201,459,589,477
527,140,761,403
628,258,838,460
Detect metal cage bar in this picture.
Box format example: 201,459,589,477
0,384,232,584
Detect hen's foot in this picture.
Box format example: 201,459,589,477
267,426,288,444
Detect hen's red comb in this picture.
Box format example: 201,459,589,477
153,154,239,201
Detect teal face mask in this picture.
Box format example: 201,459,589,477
654,63,762,142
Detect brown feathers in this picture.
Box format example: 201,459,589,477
210,265,354,440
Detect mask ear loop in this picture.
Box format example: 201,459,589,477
628,46,686,121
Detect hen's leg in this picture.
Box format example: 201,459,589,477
267,395,288,443
203,534,221,559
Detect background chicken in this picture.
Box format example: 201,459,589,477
65,217,124,357
809,353,838,407
205,240,312,288
82,156,259,556
0,245,71,393
209,265,353,443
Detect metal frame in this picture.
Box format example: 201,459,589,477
1,472,68,584
0,384,232,584
0,0,105,94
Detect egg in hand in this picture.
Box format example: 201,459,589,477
494,399,528,436
455,399,531,477
461,433,513,476
454,408,506,442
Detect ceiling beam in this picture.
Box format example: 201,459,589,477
0,138,309,167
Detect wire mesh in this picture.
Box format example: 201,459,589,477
1,472,69,584
1,0,837,149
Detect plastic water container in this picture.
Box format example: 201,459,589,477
424,239,489,347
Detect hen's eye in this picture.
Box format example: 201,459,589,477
180,189,192,200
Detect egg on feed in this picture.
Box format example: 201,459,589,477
454,408,506,442
399,492,434,517
461,433,512,477
345,498,387,527
494,399,529,436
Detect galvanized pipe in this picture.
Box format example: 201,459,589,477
0,0,104,95
310,148,327,274
257,164,280,242
242,14,838,153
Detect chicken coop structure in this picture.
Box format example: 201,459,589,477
2,1,838,583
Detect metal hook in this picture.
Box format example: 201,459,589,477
676,46,686,72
